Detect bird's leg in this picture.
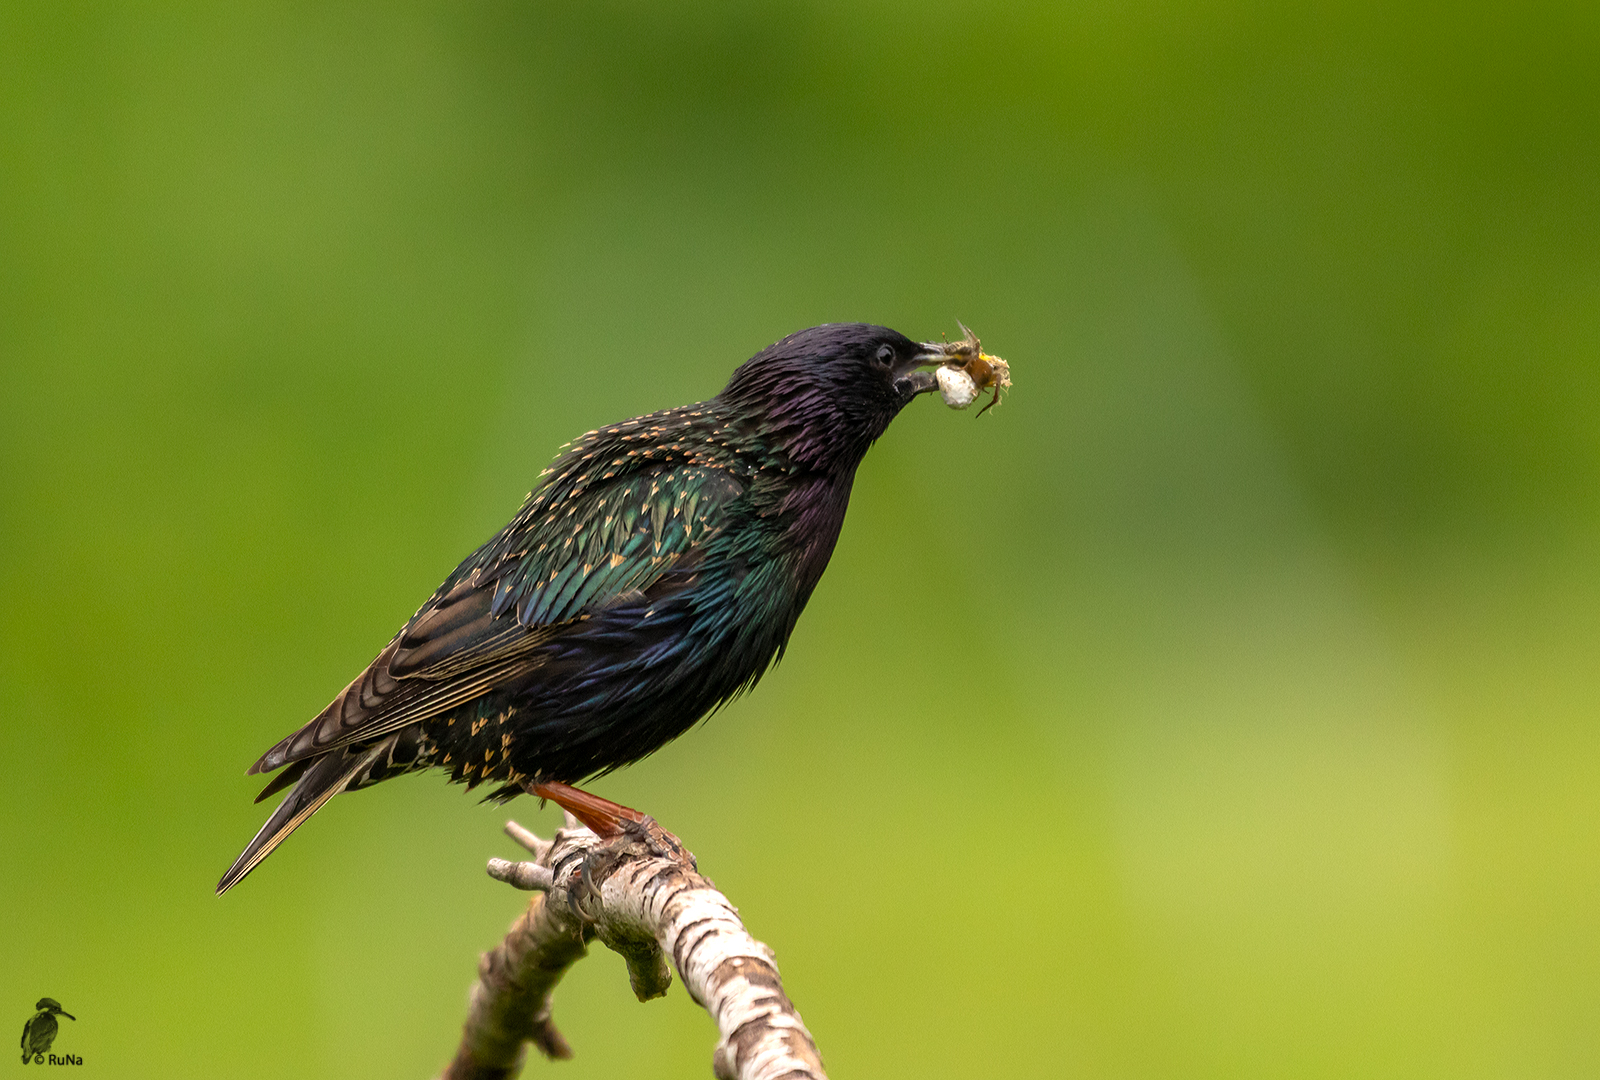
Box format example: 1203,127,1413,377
530,780,648,840
531,781,686,865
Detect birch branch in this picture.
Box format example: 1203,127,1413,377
440,810,826,1080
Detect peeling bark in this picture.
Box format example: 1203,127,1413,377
441,814,826,1080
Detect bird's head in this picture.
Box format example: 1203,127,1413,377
718,323,951,472
34,999,73,1020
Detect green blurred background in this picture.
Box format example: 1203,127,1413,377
3,2,1597,1076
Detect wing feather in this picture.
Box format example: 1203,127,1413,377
249,463,746,774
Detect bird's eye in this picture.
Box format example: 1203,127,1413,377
874,345,895,366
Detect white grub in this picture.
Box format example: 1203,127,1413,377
937,365,979,409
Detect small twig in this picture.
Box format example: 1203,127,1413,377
441,815,826,1080
502,820,552,861
486,858,553,892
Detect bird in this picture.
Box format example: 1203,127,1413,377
217,322,983,894
20,999,73,1063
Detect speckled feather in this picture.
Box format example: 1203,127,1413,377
219,323,934,893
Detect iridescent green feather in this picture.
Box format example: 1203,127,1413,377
486,466,743,629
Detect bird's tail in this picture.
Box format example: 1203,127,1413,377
216,743,385,895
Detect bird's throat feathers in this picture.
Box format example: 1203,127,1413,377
779,469,858,604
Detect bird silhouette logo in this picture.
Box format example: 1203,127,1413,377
19,999,75,1064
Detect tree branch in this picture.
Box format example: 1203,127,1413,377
441,812,827,1080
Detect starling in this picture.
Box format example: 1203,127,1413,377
218,323,1002,893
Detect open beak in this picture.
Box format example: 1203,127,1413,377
892,343,950,399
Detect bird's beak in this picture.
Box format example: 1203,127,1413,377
59,1013,75,1021
892,345,948,399
899,321,996,399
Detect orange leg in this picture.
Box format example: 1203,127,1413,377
531,780,648,839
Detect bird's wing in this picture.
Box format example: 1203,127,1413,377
249,464,746,774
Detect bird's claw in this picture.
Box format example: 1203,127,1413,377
566,849,607,917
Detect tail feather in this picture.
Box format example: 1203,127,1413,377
216,744,385,895
253,757,312,804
